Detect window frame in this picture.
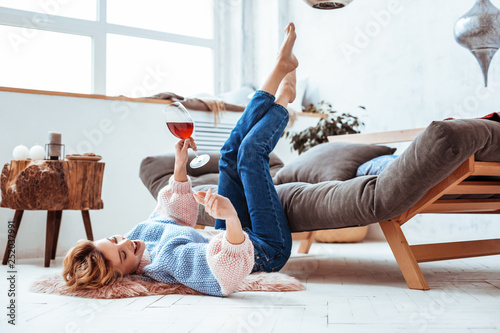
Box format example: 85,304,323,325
0,0,220,95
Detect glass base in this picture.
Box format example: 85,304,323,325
190,154,210,169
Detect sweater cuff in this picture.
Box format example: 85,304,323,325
220,232,252,256
168,175,192,194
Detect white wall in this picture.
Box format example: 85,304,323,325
279,0,500,241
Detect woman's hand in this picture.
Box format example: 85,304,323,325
174,137,197,168
173,138,197,182
193,189,237,221
194,189,245,245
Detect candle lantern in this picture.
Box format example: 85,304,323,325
45,132,65,160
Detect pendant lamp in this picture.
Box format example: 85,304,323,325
303,0,353,10
454,0,500,87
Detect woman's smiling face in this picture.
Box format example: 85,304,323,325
94,235,145,275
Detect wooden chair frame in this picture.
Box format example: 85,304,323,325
293,128,500,290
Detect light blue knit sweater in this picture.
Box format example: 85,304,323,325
124,177,254,297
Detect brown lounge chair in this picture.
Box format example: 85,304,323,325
295,127,500,290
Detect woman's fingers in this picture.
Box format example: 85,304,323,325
207,194,216,211
204,188,212,204
182,139,190,152
194,189,222,218
212,200,219,216
193,193,203,204
193,191,206,205
190,138,198,151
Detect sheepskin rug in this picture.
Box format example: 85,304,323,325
30,272,305,299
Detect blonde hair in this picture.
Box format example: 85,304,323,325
62,239,123,292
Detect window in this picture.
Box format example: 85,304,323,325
0,0,97,20
0,26,91,93
107,0,213,39
106,34,214,97
0,0,217,96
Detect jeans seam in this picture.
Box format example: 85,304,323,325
272,103,289,117
260,113,290,252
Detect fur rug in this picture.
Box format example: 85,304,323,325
30,272,305,299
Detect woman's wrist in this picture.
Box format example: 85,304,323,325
225,214,245,245
173,165,188,182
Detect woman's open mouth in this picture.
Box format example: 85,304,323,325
133,240,140,254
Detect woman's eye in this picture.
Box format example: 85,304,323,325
123,251,127,260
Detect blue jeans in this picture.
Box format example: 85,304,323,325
216,90,292,273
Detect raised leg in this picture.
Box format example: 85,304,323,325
216,91,277,229
379,220,430,290
45,211,57,267
2,210,24,265
236,104,292,259
216,22,298,230
81,210,94,241
51,210,62,260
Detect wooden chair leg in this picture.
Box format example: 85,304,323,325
379,220,429,290
51,210,63,260
45,211,57,267
2,210,24,265
81,210,94,241
298,231,316,254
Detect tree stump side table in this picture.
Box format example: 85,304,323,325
1,160,105,267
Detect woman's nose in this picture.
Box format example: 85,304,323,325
118,236,130,246
122,238,133,250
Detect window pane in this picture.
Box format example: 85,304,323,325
107,0,213,39
0,25,91,93
107,34,214,97
0,0,97,20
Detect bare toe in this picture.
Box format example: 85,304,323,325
277,22,298,72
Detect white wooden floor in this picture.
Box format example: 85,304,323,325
1,240,499,333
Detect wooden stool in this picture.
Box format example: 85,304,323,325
1,160,105,267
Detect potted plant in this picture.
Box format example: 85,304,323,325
285,101,365,155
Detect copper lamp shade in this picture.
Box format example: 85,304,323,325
303,0,353,10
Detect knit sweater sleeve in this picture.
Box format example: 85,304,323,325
206,231,254,296
154,176,197,227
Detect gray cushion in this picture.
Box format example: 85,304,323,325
274,142,396,184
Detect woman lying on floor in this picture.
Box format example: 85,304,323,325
62,23,299,297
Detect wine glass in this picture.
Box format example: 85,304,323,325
163,102,210,169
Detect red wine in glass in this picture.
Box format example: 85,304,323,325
166,122,194,139
163,102,210,168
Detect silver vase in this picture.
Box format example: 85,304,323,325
454,0,500,87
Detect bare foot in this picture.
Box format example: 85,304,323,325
277,69,297,104
277,23,299,74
